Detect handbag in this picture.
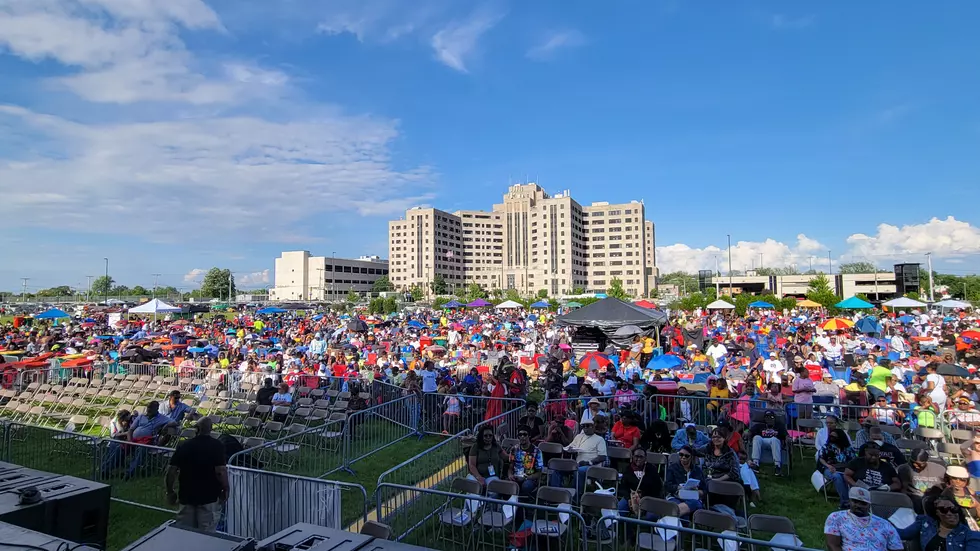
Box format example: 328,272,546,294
629,470,645,515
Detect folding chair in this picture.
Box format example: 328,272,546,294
747,514,797,551
581,492,618,545
607,446,631,472
531,485,573,545
477,479,520,551
437,478,483,550
794,418,823,460
538,441,563,467
939,442,965,465
637,498,682,551
870,491,914,520
547,458,580,501
707,480,748,530
691,509,737,551
949,429,974,444
586,466,619,495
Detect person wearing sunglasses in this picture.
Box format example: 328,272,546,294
897,488,980,551
942,465,980,518
825,487,903,551
617,447,663,518
510,430,544,499
664,445,705,518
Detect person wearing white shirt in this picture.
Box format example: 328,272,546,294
823,337,844,363
889,333,908,359
762,352,784,384
593,372,617,396
706,340,727,365
924,363,947,411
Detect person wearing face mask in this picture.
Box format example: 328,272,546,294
866,427,906,467
898,488,980,551
898,450,947,514
824,487,903,551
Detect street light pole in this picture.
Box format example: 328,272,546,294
926,252,935,302
727,234,733,296
103,258,109,305
152,273,161,299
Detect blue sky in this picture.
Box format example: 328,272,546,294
1,0,979,292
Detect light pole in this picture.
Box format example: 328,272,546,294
103,258,109,305
926,252,935,302
727,234,733,296
152,273,160,299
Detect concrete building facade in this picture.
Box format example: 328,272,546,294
707,269,909,301
271,251,389,301
387,183,657,297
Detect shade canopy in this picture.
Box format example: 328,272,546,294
495,300,522,309
855,317,882,335
466,298,492,307
633,300,658,309
836,296,874,309
35,308,69,319
705,299,735,310
129,299,181,314
748,301,774,309
797,299,822,308
557,297,667,331
443,300,464,308
882,297,927,308
935,299,971,309
529,300,550,308
256,306,287,315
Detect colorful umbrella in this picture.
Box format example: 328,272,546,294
820,318,855,330
578,351,611,372
960,330,980,341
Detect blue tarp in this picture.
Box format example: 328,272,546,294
36,308,69,319
649,355,684,370
836,296,874,309
256,307,287,314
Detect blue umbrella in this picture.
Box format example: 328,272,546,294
407,320,425,329
897,315,916,324
256,307,287,315
649,355,684,370
526,314,538,321
748,301,774,309
855,317,882,335
35,308,69,319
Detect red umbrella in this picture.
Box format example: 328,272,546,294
634,300,657,309
961,330,980,341
579,351,611,372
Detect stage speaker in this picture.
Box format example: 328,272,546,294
894,263,921,295
698,270,712,292
122,521,256,551
0,469,110,547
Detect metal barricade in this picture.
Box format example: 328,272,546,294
342,394,420,474
375,482,588,551
377,430,472,491
225,465,368,538
421,393,526,435
473,400,529,441
227,418,348,478
596,514,821,551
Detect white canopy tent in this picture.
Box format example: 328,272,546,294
495,300,523,309
882,297,927,308
935,299,972,309
129,299,181,314
705,299,736,310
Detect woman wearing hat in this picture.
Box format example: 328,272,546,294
943,465,980,518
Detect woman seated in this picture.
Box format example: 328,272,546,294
617,447,664,518
898,487,980,551
664,445,705,517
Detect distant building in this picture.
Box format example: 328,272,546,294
270,251,389,301
387,183,657,297
706,263,922,301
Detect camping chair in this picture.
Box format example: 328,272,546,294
437,478,483,550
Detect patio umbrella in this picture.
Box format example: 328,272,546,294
960,330,980,341
613,325,643,337
855,317,882,335
820,318,855,330
836,296,874,309
897,315,916,324
578,351,611,372
936,363,970,377
649,355,684,370
797,299,822,308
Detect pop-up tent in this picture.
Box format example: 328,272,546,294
935,299,971,309
705,299,735,310
883,297,927,308
129,299,181,314
495,300,522,309
837,296,874,309
35,308,69,319
556,297,667,348
529,300,550,308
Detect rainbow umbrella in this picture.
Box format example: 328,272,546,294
820,318,855,330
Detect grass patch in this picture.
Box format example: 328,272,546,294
752,463,836,547
108,503,172,551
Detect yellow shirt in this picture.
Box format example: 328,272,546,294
709,386,730,407
642,337,655,354
253,320,264,331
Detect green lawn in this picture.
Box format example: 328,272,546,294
749,463,836,547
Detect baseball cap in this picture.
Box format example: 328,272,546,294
769,352,777,357
947,466,969,479
684,422,696,428
848,487,871,503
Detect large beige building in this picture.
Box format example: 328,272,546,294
387,183,657,297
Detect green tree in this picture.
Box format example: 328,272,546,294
372,276,393,293
806,274,840,310
658,271,698,293
155,286,179,296
571,286,586,295
464,283,487,302
383,296,398,314
131,285,150,296
409,284,425,302
368,297,383,314
110,285,130,295
201,268,235,299
838,262,884,274
346,289,360,303
755,266,801,276
504,289,523,303
92,276,114,296
37,286,72,297
537,289,549,299
429,274,448,295
607,277,629,300
905,291,920,300
490,288,504,301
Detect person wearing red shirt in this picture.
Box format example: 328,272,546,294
611,412,641,448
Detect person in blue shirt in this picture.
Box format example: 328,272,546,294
159,390,195,424
671,423,710,451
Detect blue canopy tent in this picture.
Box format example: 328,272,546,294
836,296,874,309
855,317,882,335
443,300,464,308
748,301,774,309
256,307,287,315
35,308,69,319
529,300,550,309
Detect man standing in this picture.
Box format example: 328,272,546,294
166,418,228,532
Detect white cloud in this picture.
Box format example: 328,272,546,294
0,0,289,104
770,14,815,30
236,270,270,286
526,30,585,61
183,268,206,283
0,105,433,238
846,217,980,260
430,10,503,72
656,234,829,274
314,0,441,43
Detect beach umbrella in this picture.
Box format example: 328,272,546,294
836,296,874,309
407,320,425,329
820,318,855,330
960,330,980,341
649,355,684,370
897,315,916,324
748,301,774,309
855,317,882,335
613,325,643,337
579,351,611,372
936,363,970,377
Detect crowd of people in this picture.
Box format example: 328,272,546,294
1,298,980,546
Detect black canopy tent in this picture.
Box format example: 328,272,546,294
556,298,668,349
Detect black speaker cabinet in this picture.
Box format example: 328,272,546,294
121,521,256,551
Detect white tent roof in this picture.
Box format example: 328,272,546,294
936,299,971,308
706,299,736,310
495,300,523,309
128,299,181,314
882,297,927,308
